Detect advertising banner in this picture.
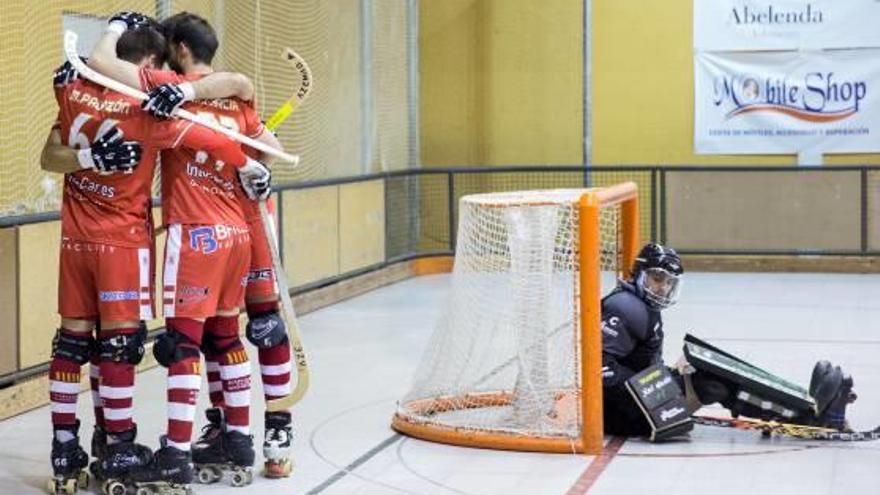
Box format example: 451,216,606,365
694,50,880,154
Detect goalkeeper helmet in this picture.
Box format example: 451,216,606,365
632,243,683,310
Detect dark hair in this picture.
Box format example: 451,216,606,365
116,23,167,66
161,12,218,64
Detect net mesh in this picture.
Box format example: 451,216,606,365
1,0,415,216
396,188,622,443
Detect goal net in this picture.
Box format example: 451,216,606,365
392,183,639,454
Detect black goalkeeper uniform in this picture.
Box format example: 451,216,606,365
600,281,664,436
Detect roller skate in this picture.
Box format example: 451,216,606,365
263,411,293,478
90,426,153,495
128,444,194,495
191,407,224,461
193,430,255,487
47,421,90,494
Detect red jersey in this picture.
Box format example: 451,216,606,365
140,69,265,227
53,80,253,247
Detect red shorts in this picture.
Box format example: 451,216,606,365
162,224,251,318
245,212,278,301
58,238,153,321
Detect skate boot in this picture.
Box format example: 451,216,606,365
191,407,224,459
90,426,153,495
47,421,91,495
810,361,858,431
263,411,293,478
129,444,194,495
193,430,255,487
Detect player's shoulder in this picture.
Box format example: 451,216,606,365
603,284,650,330
140,67,185,89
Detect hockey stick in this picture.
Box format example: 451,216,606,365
694,415,880,442
63,30,300,165
265,48,313,132
260,200,309,411
260,47,314,410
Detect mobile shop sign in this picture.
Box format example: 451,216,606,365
695,1,880,51
695,50,880,154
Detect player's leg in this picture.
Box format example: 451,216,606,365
246,212,293,478
193,228,254,485
132,224,217,488
49,239,97,492
90,245,154,482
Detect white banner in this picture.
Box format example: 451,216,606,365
695,0,880,51
694,50,880,154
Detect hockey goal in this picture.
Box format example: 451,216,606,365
392,183,639,454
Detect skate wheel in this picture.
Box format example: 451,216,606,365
230,470,251,487
105,480,126,495
46,479,57,494
196,466,219,484
63,478,78,494
78,470,90,488
135,486,151,495
264,459,293,478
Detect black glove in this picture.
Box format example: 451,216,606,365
53,59,84,88
108,11,151,31
78,126,143,173
237,159,272,201
142,83,193,119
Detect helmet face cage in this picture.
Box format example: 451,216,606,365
636,267,682,309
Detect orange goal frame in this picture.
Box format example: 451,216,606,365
391,182,640,455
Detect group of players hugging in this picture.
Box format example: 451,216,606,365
43,11,294,495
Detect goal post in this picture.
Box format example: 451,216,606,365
392,182,640,455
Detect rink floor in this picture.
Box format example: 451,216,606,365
1,272,879,494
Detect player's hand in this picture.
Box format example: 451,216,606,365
142,83,195,119
107,11,151,33
77,126,143,173
53,59,84,88
238,158,272,201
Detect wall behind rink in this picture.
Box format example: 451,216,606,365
591,0,880,167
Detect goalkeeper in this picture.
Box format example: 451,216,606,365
600,243,857,438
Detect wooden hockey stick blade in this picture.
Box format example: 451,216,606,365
265,48,314,132
259,200,310,410
64,30,300,165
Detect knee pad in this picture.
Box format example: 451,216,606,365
153,329,200,368
246,310,288,349
98,324,148,365
51,329,92,365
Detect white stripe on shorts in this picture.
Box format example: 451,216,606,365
138,248,153,319
163,224,182,317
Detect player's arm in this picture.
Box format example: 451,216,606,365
142,73,255,119
87,12,152,89
40,129,79,174
40,126,143,174
252,128,284,167
174,124,272,200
